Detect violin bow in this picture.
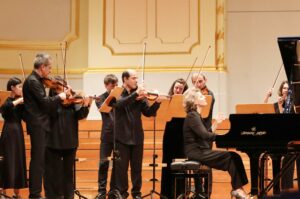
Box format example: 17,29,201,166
60,41,68,83
271,63,284,90
18,53,26,81
193,45,211,87
141,42,147,85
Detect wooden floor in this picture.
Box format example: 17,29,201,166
0,119,297,199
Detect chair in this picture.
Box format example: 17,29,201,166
171,160,210,199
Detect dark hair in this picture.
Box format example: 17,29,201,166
33,53,51,69
278,80,288,96
7,77,22,91
168,78,189,96
104,74,118,85
121,70,131,83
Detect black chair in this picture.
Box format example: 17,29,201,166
171,160,210,199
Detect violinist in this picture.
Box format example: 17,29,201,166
0,77,27,198
191,72,215,196
191,72,215,131
264,81,289,113
161,78,188,198
112,69,162,199
94,74,118,199
264,81,299,191
23,53,67,199
44,76,90,199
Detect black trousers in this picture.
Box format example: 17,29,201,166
28,128,46,198
188,149,248,190
98,142,114,193
44,147,76,199
281,154,300,190
113,142,143,198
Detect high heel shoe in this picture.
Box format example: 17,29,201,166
231,189,252,199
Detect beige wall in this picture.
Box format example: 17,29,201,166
226,0,300,112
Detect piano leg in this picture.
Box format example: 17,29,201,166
246,152,260,196
270,154,282,195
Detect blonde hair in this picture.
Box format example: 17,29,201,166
183,87,203,113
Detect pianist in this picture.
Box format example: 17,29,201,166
182,88,251,199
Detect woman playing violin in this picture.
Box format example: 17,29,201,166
0,77,27,198
44,75,90,199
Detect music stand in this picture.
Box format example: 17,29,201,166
99,87,123,199
142,98,170,199
235,104,275,114
166,94,212,121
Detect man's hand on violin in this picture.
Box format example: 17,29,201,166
136,85,147,99
58,92,67,100
83,96,91,107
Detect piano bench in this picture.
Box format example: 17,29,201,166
171,160,210,199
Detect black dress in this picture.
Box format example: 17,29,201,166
0,97,27,189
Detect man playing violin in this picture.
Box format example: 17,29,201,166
23,53,67,199
112,69,162,199
44,76,90,199
191,72,215,197
94,74,118,199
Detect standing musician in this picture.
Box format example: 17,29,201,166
23,53,67,199
112,69,162,198
191,72,215,195
264,81,300,191
0,77,27,198
160,78,188,198
183,88,251,199
94,74,118,199
44,76,90,199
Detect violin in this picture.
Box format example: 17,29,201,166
201,86,209,95
42,77,68,92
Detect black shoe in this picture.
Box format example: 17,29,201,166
95,192,106,199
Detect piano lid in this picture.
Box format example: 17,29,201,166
278,37,300,82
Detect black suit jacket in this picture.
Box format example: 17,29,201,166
114,89,160,145
95,91,114,142
23,71,61,133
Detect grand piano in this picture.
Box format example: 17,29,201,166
216,37,300,196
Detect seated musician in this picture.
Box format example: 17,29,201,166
161,78,188,198
264,81,300,191
264,81,289,113
183,88,251,199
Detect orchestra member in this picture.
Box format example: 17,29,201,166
264,81,300,191
94,74,118,199
44,76,90,199
112,69,162,198
183,88,251,199
191,73,215,131
264,81,289,113
191,72,215,195
23,53,66,199
161,78,188,198
0,77,27,198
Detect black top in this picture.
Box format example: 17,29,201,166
0,97,27,188
23,71,61,133
95,91,114,142
114,89,160,145
47,103,89,149
183,110,216,155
